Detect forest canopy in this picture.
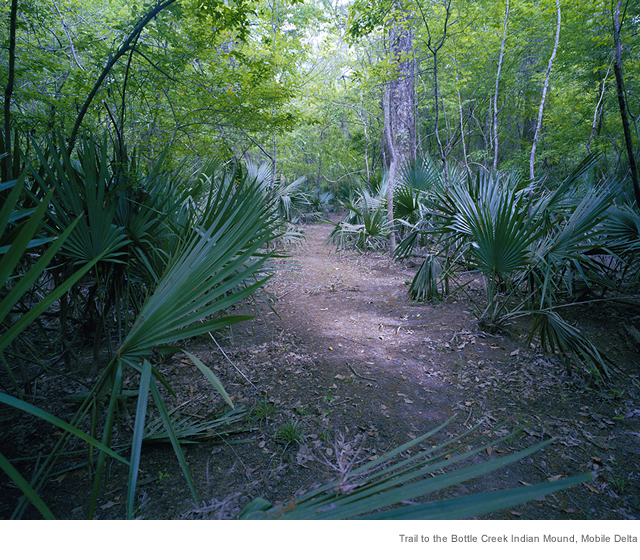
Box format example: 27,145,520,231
1,0,639,187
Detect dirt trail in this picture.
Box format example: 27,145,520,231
4,222,638,520
267,221,468,430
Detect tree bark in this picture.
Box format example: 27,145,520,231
2,0,18,182
530,0,561,182
612,0,640,210
385,82,398,254
493,0,510,172
384,2,416,254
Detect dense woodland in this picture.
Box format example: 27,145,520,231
1,0,639,520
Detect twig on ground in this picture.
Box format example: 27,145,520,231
202,320,259,392
347,362,377,382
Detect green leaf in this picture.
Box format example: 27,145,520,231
0,392,128,464
0,450,55,520
149,377,198,502
359,473,592,519
126,359,152,519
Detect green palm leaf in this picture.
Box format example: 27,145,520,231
0,451,55,520
240,420,591,520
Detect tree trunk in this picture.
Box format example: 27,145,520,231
612,0,640,210
416,0,452,182
385,3,416,254
530,0,561,182
586,63,611,155
385,83,398,254
493,0,510,172
2,0,18,182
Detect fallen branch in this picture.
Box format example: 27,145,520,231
347,363,377,383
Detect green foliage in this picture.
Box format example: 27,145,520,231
240,418,591,519
327,178,391,252
0,171,127,518
409,254,443,301
1,146,284,519
399,155,631,379
3,0,639,521
275,419,305,444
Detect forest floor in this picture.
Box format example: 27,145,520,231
2,221,640,520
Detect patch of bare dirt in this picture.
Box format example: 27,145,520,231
2,221,639,520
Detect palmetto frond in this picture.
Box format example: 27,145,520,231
240,418,591,520
399,156,624,377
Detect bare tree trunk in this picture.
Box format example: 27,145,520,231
455,64,470,174
613,0,640,210
416,0,452,183
52,0,85,70
493,0,510,172
389,11,416,165
384,2,416,254
530,0,561,182
385,83,397,254
2,0,18,182
586,63,612,154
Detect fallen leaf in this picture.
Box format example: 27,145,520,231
100,501,117,510
583,483,600,494
510,511,521,517
510,349,519,356
487,446,492,456
519,480,532,487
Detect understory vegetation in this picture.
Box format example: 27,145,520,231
332,154,640,381
1,0,639,520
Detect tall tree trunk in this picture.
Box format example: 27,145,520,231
612,0,640,210
416,0,452,183
530,0,561,182
385,3,415,254
493,0,510,172
432,50,449,183
454,62,470,174
2,0,18,182
360,91,371,183
586,63,612,155
384,83,398,254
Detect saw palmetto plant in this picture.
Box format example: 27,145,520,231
397,154,634,379
328,179,390,252
1,141,282,519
